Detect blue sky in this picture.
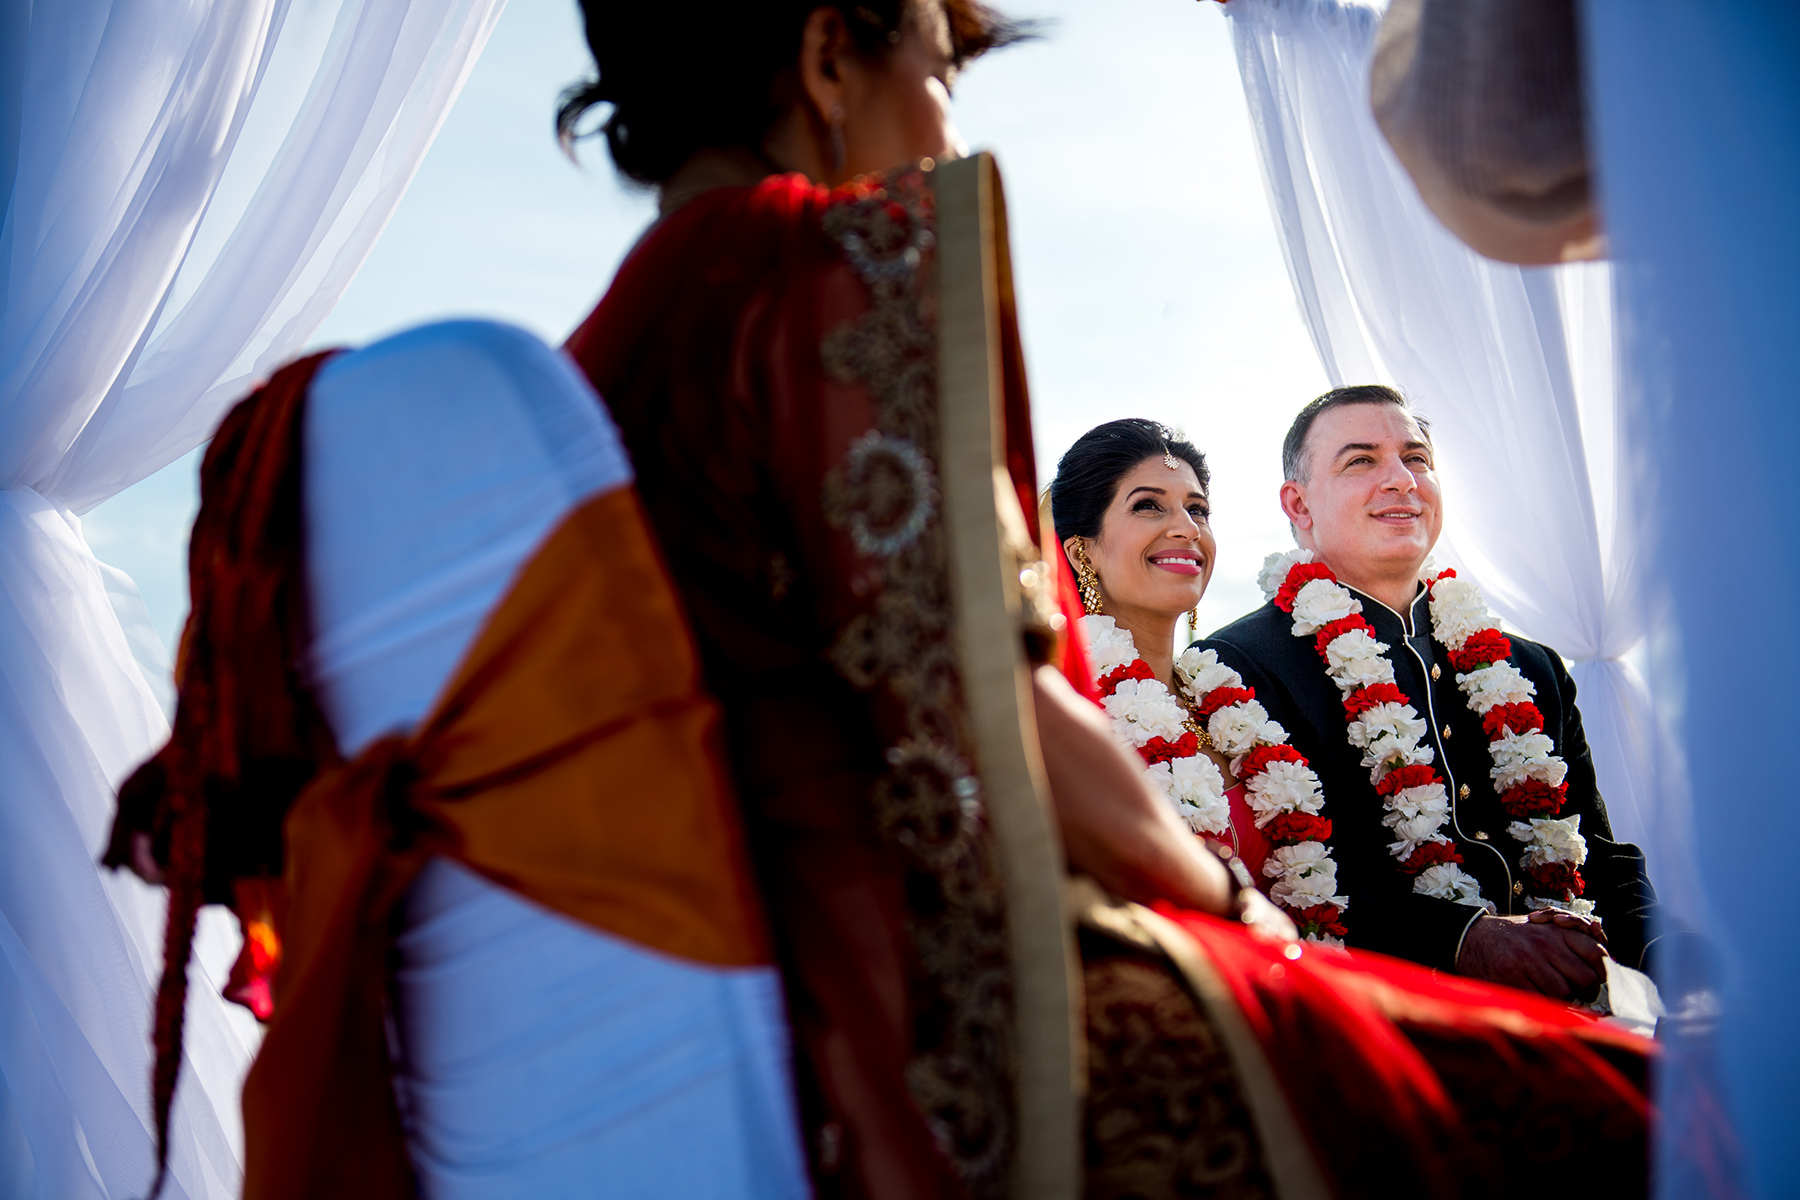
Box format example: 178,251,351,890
83,0,1327,655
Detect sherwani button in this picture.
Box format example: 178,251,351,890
1441,724,1452,739
1459,784,1470,800
1473,831,1489,841
1512,882,1524,896
1430,664,1442,681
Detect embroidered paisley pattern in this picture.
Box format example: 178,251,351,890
821,165,1016,1196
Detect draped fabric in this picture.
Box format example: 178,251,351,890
570,168,1028,1200
0,4,503,1195
1219,0,1676,900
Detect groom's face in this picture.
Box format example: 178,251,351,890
1281,402,1443,581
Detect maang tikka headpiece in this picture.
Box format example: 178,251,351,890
1162,444,1180,470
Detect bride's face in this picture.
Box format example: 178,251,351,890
1087,456,1216,623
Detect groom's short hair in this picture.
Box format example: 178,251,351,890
1281,384,1429,483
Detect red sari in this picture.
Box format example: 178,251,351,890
568,164,1650,1200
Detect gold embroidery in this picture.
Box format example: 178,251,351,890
821,166,1015,1195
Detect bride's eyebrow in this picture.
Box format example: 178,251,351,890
1125,486,1167,501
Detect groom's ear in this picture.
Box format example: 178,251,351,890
1279,480,1313,532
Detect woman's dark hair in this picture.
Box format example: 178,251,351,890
557,1,1030,185
1049,418,1210,545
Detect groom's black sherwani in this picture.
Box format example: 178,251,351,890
1197,584,1659,974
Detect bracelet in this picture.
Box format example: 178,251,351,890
1206,839,1257,923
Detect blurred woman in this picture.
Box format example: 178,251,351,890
564,4,1655,1198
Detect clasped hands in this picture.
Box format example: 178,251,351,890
1456,908,1609,1001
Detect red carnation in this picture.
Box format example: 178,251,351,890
1264,812,1332,845
1481,701,1544,740
1237,743,1305,781
1196,686,1256,720
1313,614,1375,660
1499,778,1568,818
1522,861,1585,900
1449,628,1513,673
1273,562,1337,613
1401,840,1463,874
1344,682,1410,721
1097,659,1156,697
1292,903,1348,940
1138,732,1201,766
1427,568,1458,590
1376,763,1438,796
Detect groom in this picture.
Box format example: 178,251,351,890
1196,385,1660,1000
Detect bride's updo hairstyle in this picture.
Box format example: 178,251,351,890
558,0,1028,185
1049,417,1209,563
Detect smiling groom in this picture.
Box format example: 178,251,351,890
1194,385,1661,1000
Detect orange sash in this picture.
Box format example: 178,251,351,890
240,485,770,1200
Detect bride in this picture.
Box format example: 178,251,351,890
1051,417,1345,939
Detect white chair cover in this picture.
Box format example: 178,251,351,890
1582,3,1800,1193
303,320,811,1199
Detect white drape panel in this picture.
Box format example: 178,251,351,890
1220,0,1668,883
0,2,504,1196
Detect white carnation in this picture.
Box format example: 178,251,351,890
1290,578,1361,637
1535,897,1597,918
1145,759,1230,837
1176,647,1243,698
1168,753,1228,808
1366,739,1435,782
1263,841,1347,908
1508,815,1587,866
1385,818,1447,859
1346,701,1427,754
1457,662,1536,711
1414,862,1491,908
1102,678,1187,741
1381,782,1449,824
1323,629,1396,692
1427,576,1491,650
1244,759,1325,823
1208,698,1271,756
1488,729,1566,791
1258,547,1315,601
1081,614,1140,677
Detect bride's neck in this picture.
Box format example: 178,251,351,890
1114,611,1180,690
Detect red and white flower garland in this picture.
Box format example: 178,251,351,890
1260,549,1590,915
1083,613,1348,943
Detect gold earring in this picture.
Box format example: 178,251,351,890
1071,543,1103,615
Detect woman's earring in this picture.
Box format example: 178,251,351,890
829,105,847,178
1072,543,1103,615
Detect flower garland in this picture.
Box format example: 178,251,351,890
1260,549,1591,916
1083,613,1348,943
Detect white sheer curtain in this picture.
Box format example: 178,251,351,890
1219,0,1672,888
0,2,504,1197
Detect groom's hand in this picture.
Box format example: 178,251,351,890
1456,912,1607,1001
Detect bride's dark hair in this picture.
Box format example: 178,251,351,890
1049,418,1210,546
559,1,1030,185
